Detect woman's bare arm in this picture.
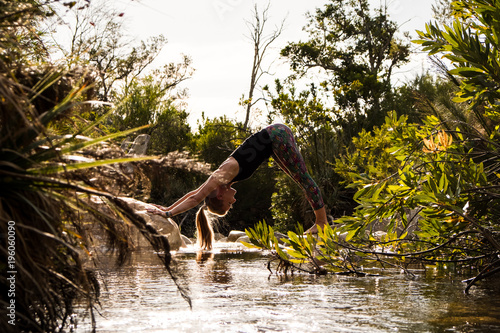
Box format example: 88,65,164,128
167,176,219,216
147,157,239,217
147,180,215,217
166,188,203,211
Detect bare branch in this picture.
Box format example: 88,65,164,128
242,2,285,130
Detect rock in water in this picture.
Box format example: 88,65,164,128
227,230,247,242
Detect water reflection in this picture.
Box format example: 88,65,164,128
77,243,500,333
195,251,232,284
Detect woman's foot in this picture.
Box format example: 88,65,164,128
305,207,328,234
304,223,326,235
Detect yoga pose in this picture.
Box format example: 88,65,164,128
148,124,328,249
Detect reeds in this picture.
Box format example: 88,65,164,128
0,44,186,333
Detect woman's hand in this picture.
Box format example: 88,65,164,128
150,203,167,211
145,204,171,218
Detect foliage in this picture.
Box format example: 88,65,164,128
243,220,278,251
91,33,168,102
111,65,193,155
339,111,500,280
270,173,311,232
245,222,379,276
266,81,332,229
251,0,500,286
0,2,190,331
111,60,193,129
52,0,194,145
334,112,403,185
53,0,169,102
432,0,455,25
265,87,351,226
191,115,244,167
0,0,54,65
244,222,326,274
414,0,500,132
148,103,192,155
0,61,182,331
245,109,500,289
278,0,410,132
251,3,500,292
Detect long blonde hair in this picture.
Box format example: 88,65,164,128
195,196,227,250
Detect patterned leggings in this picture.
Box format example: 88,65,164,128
265,124,324,210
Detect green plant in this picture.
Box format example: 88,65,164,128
414,0,500,132
243,220,278,251
244,222,382,276
278,0,410,133
245,0,500,292
244,221,323,275
0,2,195,331
0,64,190,332
245,111,500,290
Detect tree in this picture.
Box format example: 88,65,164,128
53,0,169,102
111,59,193,154
415,0,500,135
149,103,192,155
279,0,410,132
191,115,242,167
246,112,500,290
0,0,53,66
432,0,454,25
241,3,283,130
91,33,168,102
391,71,473,128
261,0,413,225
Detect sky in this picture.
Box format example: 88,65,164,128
102,0,437,129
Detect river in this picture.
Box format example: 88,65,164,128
77,242,500,332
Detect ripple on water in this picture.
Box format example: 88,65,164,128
76,247,500,333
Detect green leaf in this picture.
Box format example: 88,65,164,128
240,241,258,249
275,242,289,260
439,173,448,192
345,228,358,242
29,124,151,162
287,250,308,259
29,155,158,174
448,67,485,77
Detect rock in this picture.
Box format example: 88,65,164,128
214,232,225,241
236,235,250,244
85,196,186,251
120,136,132,151
237,231,287,245
127,134,150,156
181,235,193,246
118,197,186,250
227,230,246,242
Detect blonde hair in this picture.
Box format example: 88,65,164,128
195,196,227,250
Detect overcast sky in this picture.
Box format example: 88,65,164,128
108,0,437,129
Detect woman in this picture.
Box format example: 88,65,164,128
148,124,328,250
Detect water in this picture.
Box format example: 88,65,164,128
77,243,500,332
